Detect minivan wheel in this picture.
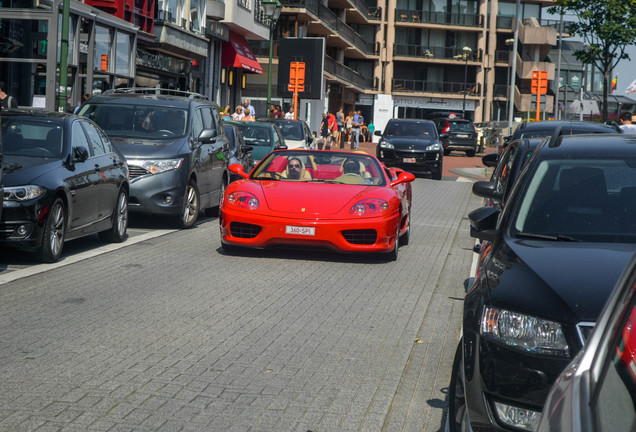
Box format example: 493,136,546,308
449,339,472,432
38,198,66,263
99,189,128,243
177,180,200,229
465,150,476,157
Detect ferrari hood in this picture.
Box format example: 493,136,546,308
490,239,635,323
261,182,372,215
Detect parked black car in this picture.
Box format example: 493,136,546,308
223,123,254,182
432,117,479,157
504,120,621,147
538,250,636,432
0,110,129,262
78,88,229,228
449,134,636,432
375,119,444,180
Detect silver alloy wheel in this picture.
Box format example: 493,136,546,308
48,202,65,257
183,183,199,225
116,192,128,238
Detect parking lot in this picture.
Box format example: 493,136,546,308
0,175,482,431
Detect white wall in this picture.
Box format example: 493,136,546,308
373,93,394,141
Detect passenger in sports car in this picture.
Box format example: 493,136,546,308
281,157,312,180
335,159,366,185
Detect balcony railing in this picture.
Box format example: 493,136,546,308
395,9,482,27
497,15,513,29
282,0,374,54
393,44,482,62
325,56,375,89
392,79,480,95
540,19,575,34
237,0,250,10
253,0,273,27
368,6,381,20
348,0,369,20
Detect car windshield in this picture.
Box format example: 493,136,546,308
511,157,636,242
384,122,435,137
1,117,64,158
251,150,386,186
274,121,304,140
235,124,272,146
79,103,188,139
448,121,474,132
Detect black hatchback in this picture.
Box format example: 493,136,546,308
375,119,444,180
432,117,479,157
449,134,636,432
1,110,129,262
79,88,229,228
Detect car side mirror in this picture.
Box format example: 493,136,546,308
390,171,416,187
468,206,500,242
481,152,499,167
228,163,249,179
198,129,217,143
72,146,89,163
374,130,382,136
472,181,503,201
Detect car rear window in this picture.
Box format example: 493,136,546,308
448,121,474,132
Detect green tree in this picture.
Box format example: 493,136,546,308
549,0,636,121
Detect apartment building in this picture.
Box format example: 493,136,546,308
244,0,558,132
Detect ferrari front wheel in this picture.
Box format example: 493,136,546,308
386,223,399,261
399,213,410,246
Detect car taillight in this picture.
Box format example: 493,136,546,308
442,123,450,134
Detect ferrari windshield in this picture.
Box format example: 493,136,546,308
252,150,387,186
511,157,636,242
79,103,188,140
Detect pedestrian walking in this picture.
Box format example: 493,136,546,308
619,111,636,133
0,81,18,110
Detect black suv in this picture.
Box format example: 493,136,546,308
79,89,229,228
375,119,444,180
504,120,621,148
432,117,478,157
449,134,636,432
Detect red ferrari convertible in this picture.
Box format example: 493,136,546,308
219,149,416,260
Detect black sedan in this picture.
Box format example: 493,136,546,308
223,123,254,182
449,134,636,432
1,110,129,262
375,119,444,180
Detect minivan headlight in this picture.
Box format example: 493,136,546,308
129,158,184,174
481,306,569,357
4,185,47,201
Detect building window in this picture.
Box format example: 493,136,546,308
115,32,131,76
94,25,113,72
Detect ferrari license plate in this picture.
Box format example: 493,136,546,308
403,157,417,163
286,225,315,236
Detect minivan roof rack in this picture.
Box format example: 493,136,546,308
103,87,210,100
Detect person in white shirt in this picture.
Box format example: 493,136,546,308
619,111,636,133
231,105,245,121
284,106,295,119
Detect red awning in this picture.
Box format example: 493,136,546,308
221,32,263,74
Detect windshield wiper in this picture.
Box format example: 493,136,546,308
516,232,580,242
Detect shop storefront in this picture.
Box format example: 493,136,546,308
0,1,137,111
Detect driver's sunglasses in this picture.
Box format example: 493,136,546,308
289,164,301,168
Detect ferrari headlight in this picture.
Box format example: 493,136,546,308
129,158,184,174
481,306,569,357
226,191,259,209
380,141,394,149
4,185,47,201
426,142,442,151
350,199,390,215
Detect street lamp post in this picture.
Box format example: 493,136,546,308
261,0,282,117
460,46,472,118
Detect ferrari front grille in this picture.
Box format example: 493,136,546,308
230,222,262,238
342,229,377,245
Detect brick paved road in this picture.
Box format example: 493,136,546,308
0,177,481,432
